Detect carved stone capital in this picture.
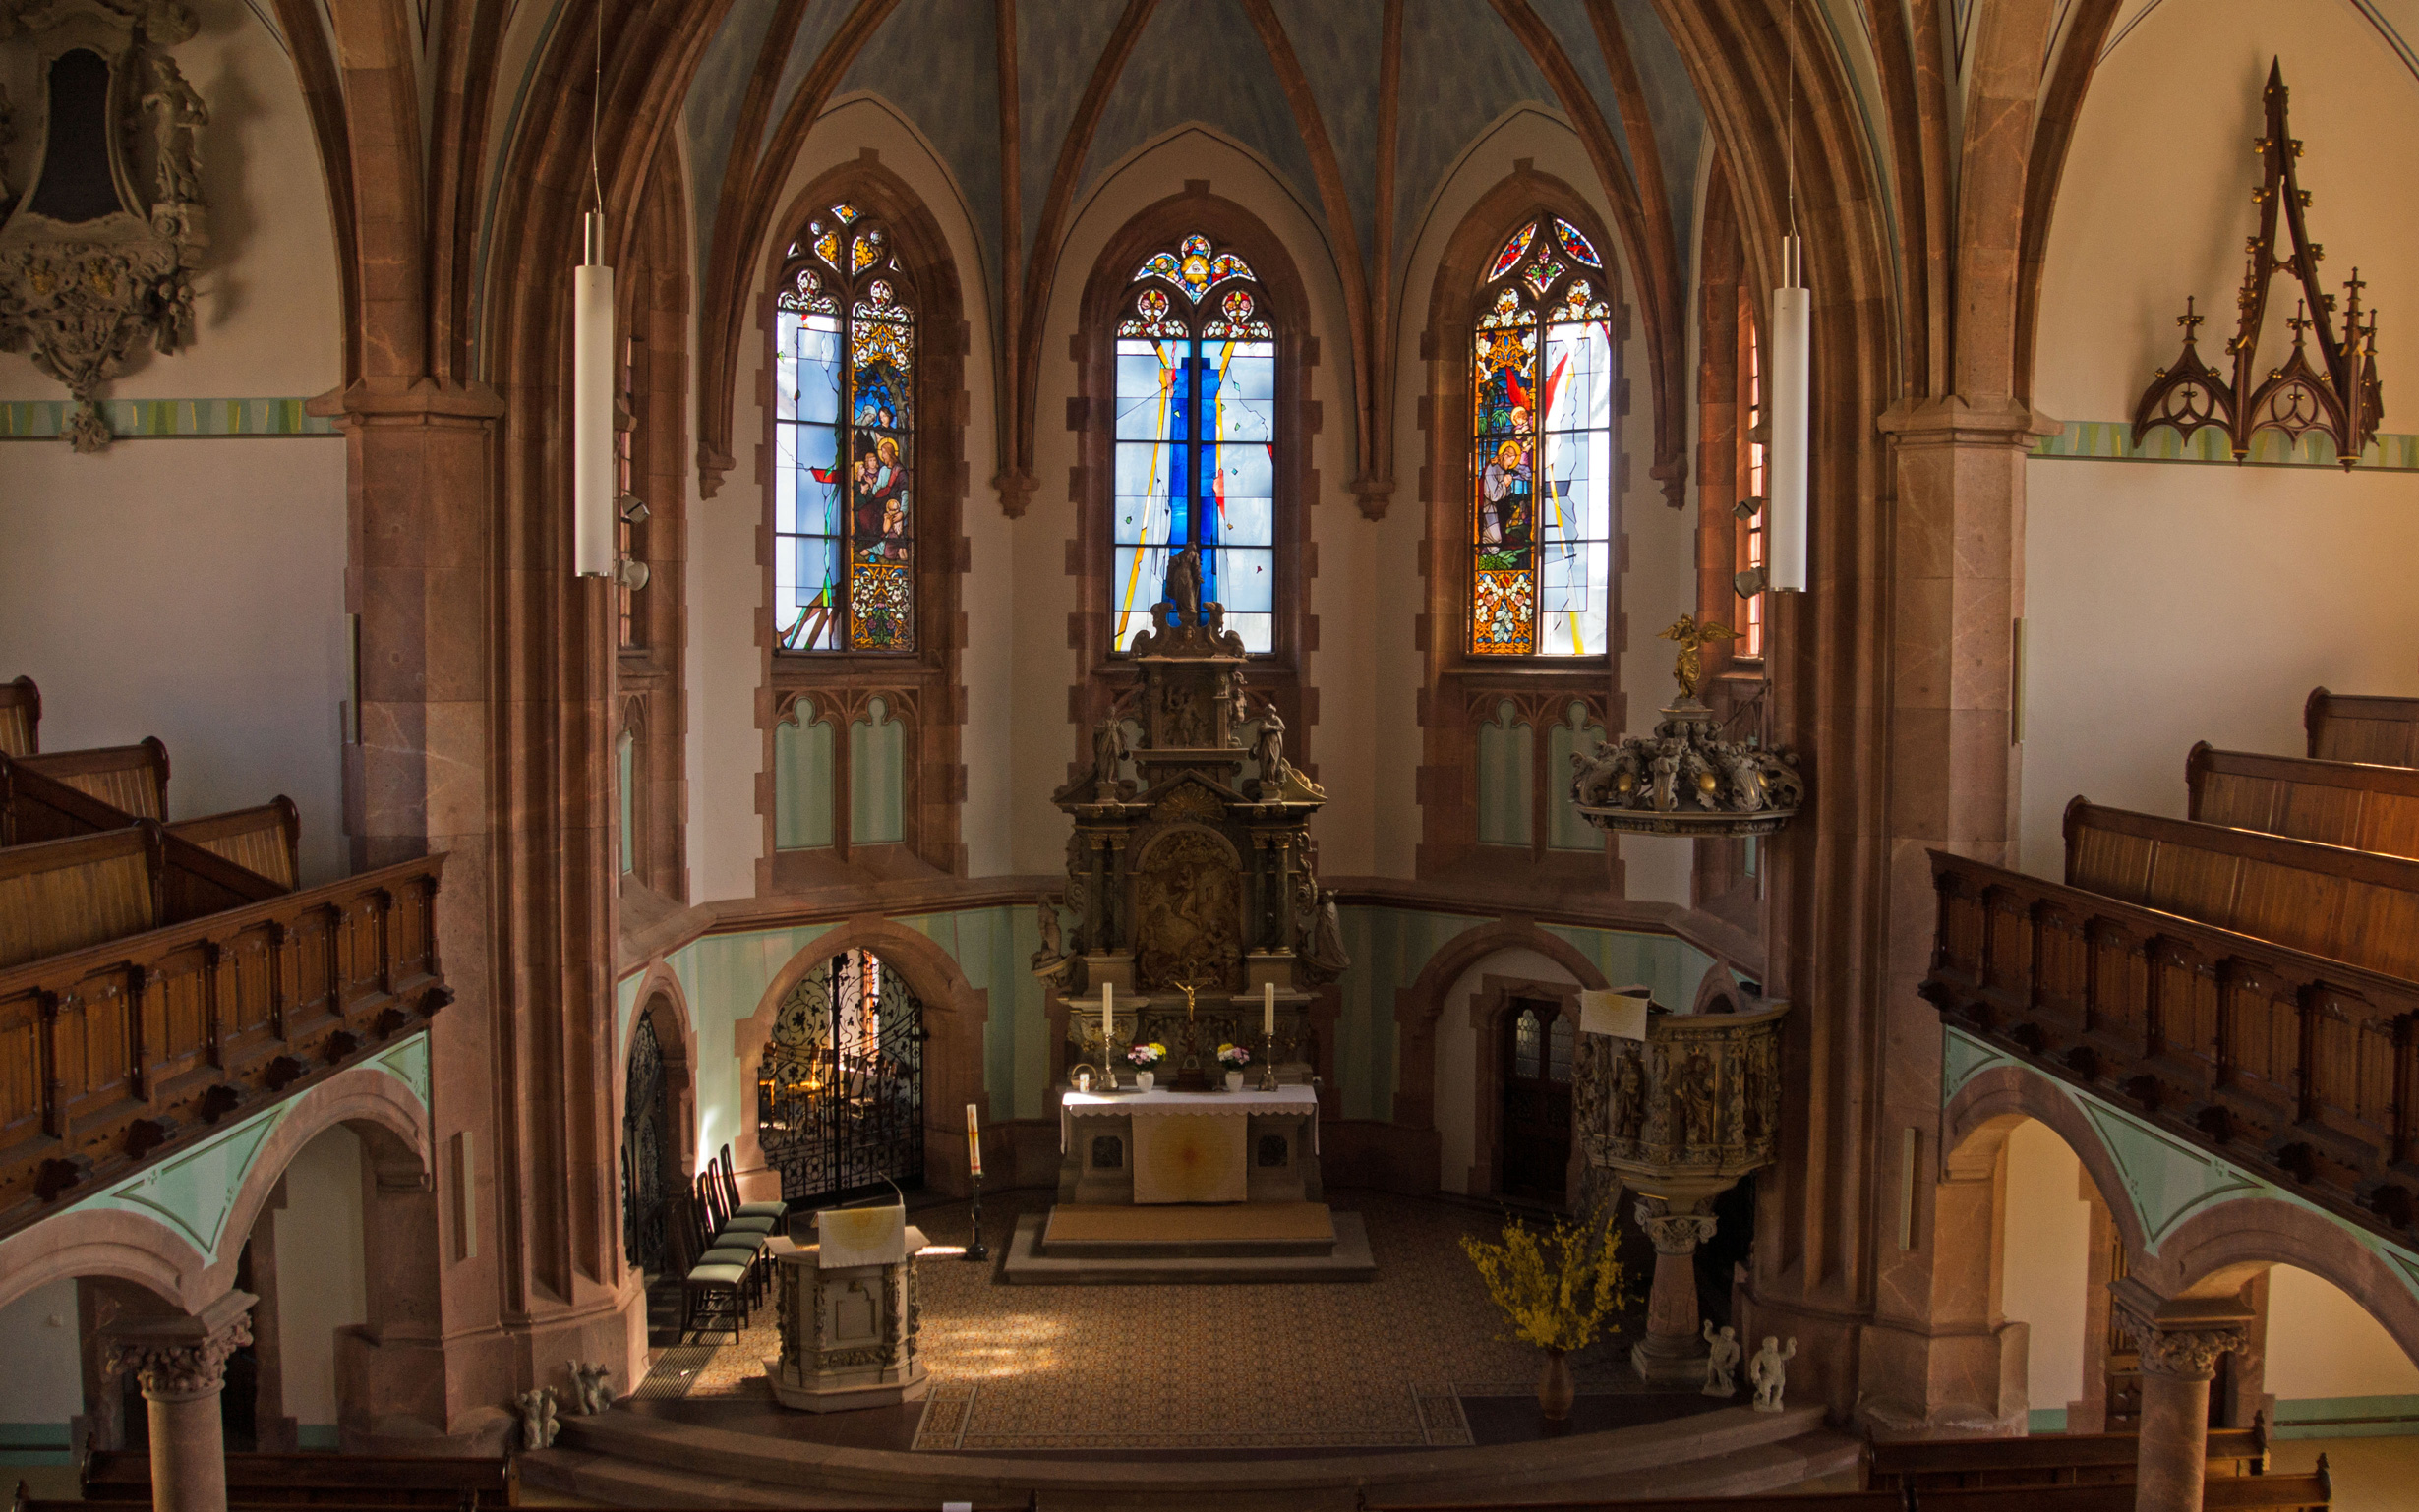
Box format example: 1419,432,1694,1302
103,1291,255,1403
1634,1197,1719,1255
2111,1279,2252,1383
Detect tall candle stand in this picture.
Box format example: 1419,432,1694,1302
964,1168,988,1262
1259,1028,1280,1091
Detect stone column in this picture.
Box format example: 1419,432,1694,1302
1631,1197,1720,1385
102,1291,257,1512
2113,1282,2251,1512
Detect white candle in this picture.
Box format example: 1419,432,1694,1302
1102,980,1114,1054
966,1102,982,1178
1263,979,1275,1038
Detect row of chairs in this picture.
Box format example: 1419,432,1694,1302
679,1145,786,1343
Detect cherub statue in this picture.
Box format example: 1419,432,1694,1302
142,53,208,205
514,1385,560,1448
1702,1322,1741,1397
1657,613,1739,702
1748,1335,1798,1413
566,1360,614,1415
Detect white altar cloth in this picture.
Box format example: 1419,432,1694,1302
1059,1085,1320,1152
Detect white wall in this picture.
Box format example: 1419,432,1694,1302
1432,945,1579,1195
270,1125,368,1433
1999,1118,2094,1420
2021,0,2419,875
2267,1264,2419,1402
0,1278,83,1437
0,4,350,884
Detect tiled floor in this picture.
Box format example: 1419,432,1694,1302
632,1189,1688,1453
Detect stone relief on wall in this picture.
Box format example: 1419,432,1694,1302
0,0,206,451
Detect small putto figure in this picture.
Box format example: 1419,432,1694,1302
1748,1335,1798,1413
1701,1321,1741,1397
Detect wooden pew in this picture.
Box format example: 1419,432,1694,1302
77,1446,516,1505
16,737,168,819
2189,742,2419,857
168,796,301,889
2065,797,2419,981
1864,1421,2266,1489
2306,685,2419,766
0,677,35,757
0,828,162,970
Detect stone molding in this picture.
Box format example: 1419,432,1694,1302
103,1290,255,1403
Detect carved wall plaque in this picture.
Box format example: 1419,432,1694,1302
0,0,206,451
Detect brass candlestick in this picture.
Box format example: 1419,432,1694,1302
1258,1028,1279,1091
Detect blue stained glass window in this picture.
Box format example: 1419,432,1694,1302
1113,234,1277,654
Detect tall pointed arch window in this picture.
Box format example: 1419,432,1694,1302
773,204,916,654
1469,216,1615,658
1112,233,1277,653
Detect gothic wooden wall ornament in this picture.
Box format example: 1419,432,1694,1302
2133,61,2382,470
0,0,205,452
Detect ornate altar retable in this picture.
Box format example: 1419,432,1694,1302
767,1207,927,1411
1007,545,1371,1282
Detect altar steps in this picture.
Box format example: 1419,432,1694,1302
534,1399,1857,1510
1001,1206,1378,1282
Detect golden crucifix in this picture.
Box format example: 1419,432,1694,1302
1659,613,1740,700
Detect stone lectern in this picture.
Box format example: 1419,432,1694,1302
768,1204,927,1411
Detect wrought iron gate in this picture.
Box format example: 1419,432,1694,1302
757,950,925,1205
621,1015,671,1274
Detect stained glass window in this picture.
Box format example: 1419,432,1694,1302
1113,232,1276,653
1739,308,1767,659
1469,216,1615,658
772,204,916,654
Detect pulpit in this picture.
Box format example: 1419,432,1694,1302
768,1204,928,1411
1574,994,1786,1384
1006,544,1370,1282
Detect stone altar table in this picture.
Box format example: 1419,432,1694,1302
1059,1085,1321,1205
767,1206,929,1412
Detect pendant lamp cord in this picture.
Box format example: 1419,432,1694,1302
1786,0,1798,240
589,1,604,215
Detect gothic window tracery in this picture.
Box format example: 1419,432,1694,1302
1112,232,1277,655
773,204,916,654
1469,216,1615,659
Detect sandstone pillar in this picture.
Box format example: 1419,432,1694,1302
1631,1198,1720,1385
101,1291,256,1512
2113,1281,2252,1512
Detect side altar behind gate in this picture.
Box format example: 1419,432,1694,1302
1008,546,1373,1282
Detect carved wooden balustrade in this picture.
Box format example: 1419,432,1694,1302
1920,850,2419,1244
0,853,449,1239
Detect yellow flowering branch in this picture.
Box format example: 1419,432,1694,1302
1458,1203,1634,1356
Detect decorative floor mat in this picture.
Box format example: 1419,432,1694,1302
911,1381,979,1451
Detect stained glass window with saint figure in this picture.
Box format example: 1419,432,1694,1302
773,204,915,654
1469,216,1614,658
1112,234,1276,654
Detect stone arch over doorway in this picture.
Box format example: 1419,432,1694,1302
734,918,989,1201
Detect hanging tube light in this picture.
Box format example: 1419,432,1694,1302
1767,234,1809,592
573,208,616,578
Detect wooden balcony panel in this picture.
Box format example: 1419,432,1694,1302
0,856,445,1236
1924,849,2419,1249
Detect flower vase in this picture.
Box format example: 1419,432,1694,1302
1136,1071,1154,1092
1536,1349,1574,1423
1225,1071,1245,1092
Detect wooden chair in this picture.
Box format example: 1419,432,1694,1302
678,1188,754,1342
694,1172,776,1288
716,1142,787,1222
0,677,36,758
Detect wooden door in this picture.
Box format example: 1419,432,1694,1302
1500,997,1575,1201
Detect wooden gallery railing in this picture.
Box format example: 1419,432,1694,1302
0,853,450,1238
1919,851,2419,1245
